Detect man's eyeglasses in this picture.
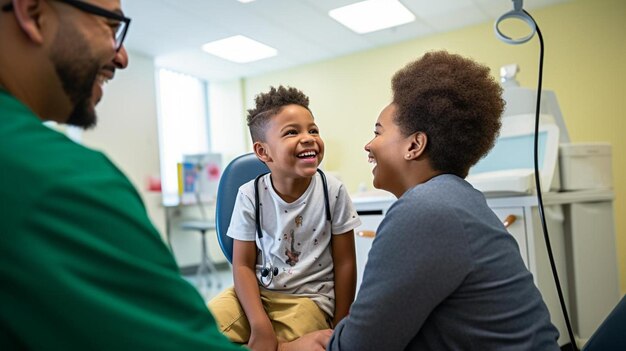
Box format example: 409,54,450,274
2,0,131,52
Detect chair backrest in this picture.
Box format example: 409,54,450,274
215,153,269,263
583,294,626,350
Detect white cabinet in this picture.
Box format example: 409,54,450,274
351,197,389,296
488,201,571,345
564,201,619,341
351,189,619,346
486,191,620,344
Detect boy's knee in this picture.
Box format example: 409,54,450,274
207,287,249,342
270,296,331,341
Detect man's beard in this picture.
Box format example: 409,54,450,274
49,24,101,130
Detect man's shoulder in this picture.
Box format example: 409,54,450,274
1,122,129,201
5,129,117,181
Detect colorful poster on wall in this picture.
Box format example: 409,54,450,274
177,153,223,204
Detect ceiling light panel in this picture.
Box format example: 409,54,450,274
201,35,277,63
329,0,416,34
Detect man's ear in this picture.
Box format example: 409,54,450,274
253,142,272,163
12,0,47,45
405,132,427,160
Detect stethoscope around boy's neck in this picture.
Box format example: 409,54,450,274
254,169,331,287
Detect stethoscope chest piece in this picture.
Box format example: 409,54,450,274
261,266,279,278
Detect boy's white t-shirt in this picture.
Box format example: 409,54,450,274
227,172,361,317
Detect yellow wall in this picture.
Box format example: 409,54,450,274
243,0,626,292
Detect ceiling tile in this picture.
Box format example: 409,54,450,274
421,5,489,33
122,0,573,81
406,0,475,17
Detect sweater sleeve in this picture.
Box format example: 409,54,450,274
328,195,472,351
5,170,244,350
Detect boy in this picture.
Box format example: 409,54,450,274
209,86,361,350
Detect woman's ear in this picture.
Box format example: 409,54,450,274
12,0,47,45
405,132,427,160
253,142,271,163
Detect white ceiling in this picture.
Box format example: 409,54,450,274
122,0,569,81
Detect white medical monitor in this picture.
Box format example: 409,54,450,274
467,113,560,195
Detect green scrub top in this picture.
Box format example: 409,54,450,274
0,90,243,350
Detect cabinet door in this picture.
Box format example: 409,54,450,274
490,207,529,269
353,210,384,295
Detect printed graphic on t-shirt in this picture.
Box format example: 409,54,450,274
285,229,300,266
295,215,303,227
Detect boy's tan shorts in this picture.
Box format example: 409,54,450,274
207,286,332,343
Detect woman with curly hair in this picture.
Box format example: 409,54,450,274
323,51,560,350
261,51,562,351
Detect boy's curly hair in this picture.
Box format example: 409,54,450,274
391,51,505,177
247,85,311,142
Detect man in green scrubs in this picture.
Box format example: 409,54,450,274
0,0,244,349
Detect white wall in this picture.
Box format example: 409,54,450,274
82,51,166,239
208,79,249,162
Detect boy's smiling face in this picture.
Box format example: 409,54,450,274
256,104,324,180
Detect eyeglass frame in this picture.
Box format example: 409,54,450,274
2,0,131,52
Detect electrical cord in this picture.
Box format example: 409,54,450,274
524,11,579,350
496,3,579,349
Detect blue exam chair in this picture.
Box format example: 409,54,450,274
215,153,269,263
